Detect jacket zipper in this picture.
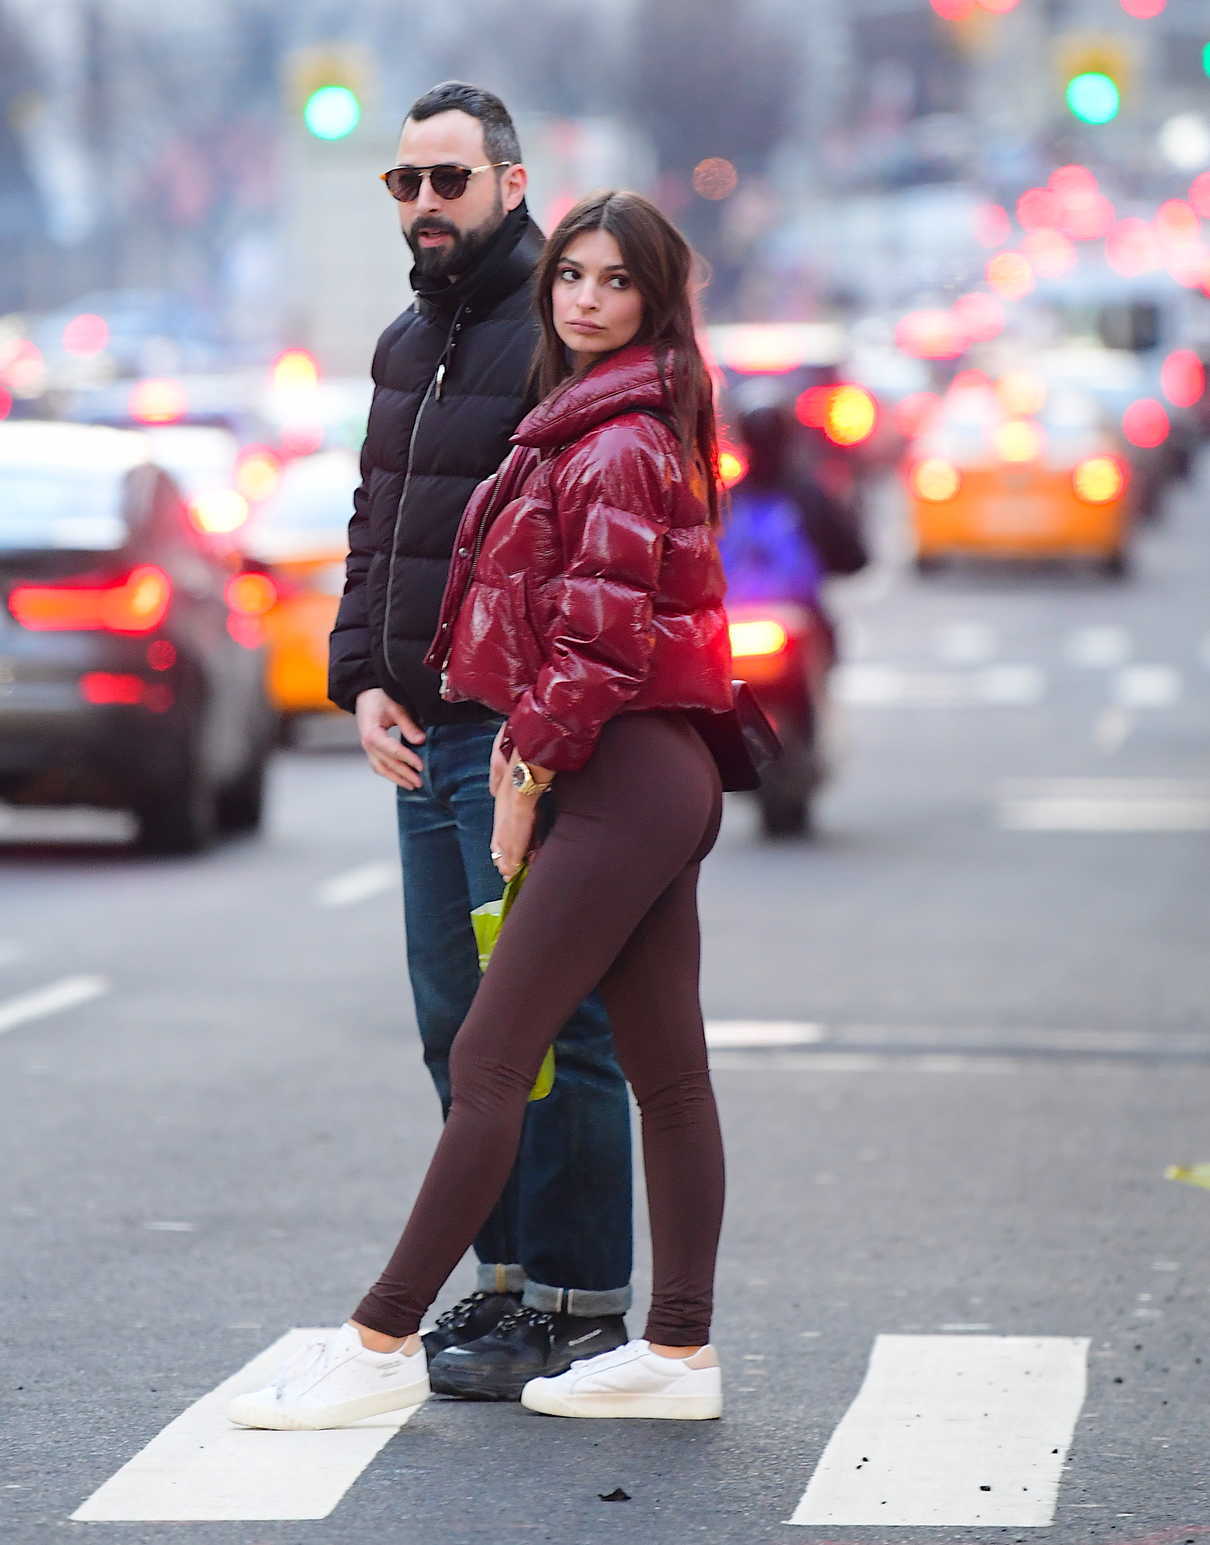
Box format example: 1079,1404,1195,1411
380,306,464,679
435,447,524,686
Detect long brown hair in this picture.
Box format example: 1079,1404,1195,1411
531,191,722,525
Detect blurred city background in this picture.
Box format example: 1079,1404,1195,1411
3,3,1210,1535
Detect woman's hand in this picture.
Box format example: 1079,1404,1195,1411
490,777,539,883
489,724,510,798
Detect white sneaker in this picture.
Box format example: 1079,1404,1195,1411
520,1338,722,1420
226,1323,429,1431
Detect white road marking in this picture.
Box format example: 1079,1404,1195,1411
998,780,1210,833
976,664,1046,705
1115,665,1182,709
0,975,109,1038
935,621,997,665
315,862,397,908
835,665,1047,708
1066,625,1131,668
705,1020,823,1048
788,1334,1088,1526
72,1329,418,1522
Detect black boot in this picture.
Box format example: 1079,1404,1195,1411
427,1305,629,1401
421,1291,521,1362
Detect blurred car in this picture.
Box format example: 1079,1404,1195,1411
242,450,357,732
31,289,230,385
0,422,276,852
904,377,1135,578
137,424,282,547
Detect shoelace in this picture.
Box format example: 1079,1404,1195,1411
273,1333,338,1394
491,1306,554,1338
432,1290,498,1333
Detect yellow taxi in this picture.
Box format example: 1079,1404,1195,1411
904,372,1135,578
242,451,357,730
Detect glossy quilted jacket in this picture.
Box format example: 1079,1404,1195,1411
427,344,733,771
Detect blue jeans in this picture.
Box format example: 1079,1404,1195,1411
396,717,633,1316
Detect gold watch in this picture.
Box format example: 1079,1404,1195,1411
511,760,554,797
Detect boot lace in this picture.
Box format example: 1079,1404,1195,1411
491,1305,554,1338
432,1290,498,1333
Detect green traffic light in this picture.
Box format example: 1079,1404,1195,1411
1202,40,1210,78
303,85,361,140
1066,72,1120,125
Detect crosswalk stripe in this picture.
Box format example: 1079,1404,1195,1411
1115,665,1182,709
705,1020,823,1048
0,975,108,1038
71,1330,417,1522
788,1334,1088,1526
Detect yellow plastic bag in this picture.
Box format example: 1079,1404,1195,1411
470,863,555,1102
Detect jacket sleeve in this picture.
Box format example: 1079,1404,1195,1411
505,430,670,771
327,417,383,714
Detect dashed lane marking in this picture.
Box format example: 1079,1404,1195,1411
1066,625,1132,668
934,621,997,665
705,1020,823,1048
0,975,109,1038
997,779,1210,833
835,664,1048,708
1115,665,1182,709
787,1334,1088,1526
315,862,397,908
72,1329,417,1522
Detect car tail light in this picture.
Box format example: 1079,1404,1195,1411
9,565,172,634
1122,398,1170,448
235,447,281,502
824,385,877,447
226,571,278,617
1072,456,1127,504
912,459,961,502
718,448,748,487
79,673,173,712
729,619,790,659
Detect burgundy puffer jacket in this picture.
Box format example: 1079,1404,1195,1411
426,344,733,772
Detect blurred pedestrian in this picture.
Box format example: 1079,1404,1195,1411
726,397,868,659
230,190,733,1431
325,83,634,1402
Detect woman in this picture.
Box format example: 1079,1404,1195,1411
229,191,734,1430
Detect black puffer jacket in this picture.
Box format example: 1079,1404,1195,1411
328,202,543,723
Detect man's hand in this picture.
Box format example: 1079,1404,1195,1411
489,724,510,797
355,688,426,790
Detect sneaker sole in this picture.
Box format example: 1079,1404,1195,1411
227,1381,429,1431
519,1385,722,1420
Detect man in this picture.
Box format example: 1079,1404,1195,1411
328,82,633,1401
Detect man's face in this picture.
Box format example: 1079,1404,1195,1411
393,110,526,281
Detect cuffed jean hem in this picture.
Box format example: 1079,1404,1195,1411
475,1262,526,1295
522,1278,633,1317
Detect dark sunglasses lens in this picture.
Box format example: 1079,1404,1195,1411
429,166,472,200
386,169,422,201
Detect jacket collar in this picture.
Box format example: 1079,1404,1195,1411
512,344,670,450
410,201,542,320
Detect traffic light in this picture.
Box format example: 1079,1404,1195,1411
286,46,372,141
1066,72,1120,124
1055,35,1132,124
303,85,361,141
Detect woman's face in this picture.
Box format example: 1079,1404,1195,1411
551,229,645,368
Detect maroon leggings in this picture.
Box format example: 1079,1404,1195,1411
354,711,725,1346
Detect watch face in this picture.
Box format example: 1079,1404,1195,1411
511,763,526,790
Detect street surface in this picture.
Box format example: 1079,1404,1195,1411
2,460,1209,1544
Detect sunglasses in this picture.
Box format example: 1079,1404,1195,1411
379,161,514,202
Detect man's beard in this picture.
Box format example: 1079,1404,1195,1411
405,191,506,281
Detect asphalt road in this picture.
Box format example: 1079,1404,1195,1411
2,456,1208,1545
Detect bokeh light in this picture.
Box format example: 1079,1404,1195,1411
692,159,739,201
986,252,1034,299
1121,399,1170,448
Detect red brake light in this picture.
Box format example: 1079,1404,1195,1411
729,619,789,658
1121,398,1170,449
9,565,172,634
